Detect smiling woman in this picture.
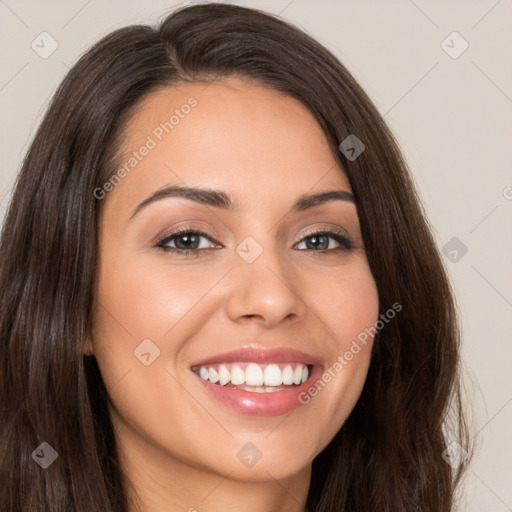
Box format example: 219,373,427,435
0,3,471,512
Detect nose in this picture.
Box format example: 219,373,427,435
224,241,308,328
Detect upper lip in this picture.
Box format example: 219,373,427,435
189,347,323,368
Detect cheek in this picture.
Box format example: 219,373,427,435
301,259,379,436
91,256,209,463
91,254,229,393
96,256,216,341
310,258,380,347
334,272,379,348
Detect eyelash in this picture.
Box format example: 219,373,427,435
154,226,354,256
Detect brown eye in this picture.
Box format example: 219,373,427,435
155,228,218,254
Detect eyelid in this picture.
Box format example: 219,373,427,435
154,222,221,246
155,225,220,249
297,224,351,243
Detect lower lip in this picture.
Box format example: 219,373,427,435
191,365,324,417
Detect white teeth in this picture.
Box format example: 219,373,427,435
245,363,263,386
208,367,219,384
302,366,309,383
263,364,282,386
194,362,311,389
235,384,287,393
218,364,231,386
231,365,245,385
282,365,294,385
293,365,303,385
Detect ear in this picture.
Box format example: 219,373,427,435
83,338,94,356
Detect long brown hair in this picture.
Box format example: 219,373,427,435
0,3,470,511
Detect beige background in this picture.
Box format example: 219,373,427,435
1,1,511,510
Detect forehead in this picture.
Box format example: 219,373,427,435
108,76,351,214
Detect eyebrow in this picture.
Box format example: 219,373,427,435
129,185,355,220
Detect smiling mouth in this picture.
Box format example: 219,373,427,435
191,361,312,393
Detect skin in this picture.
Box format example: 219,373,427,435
85,76,379,512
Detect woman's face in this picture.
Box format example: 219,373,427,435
88,77,379,487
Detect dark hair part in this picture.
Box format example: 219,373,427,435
0,3,470,511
